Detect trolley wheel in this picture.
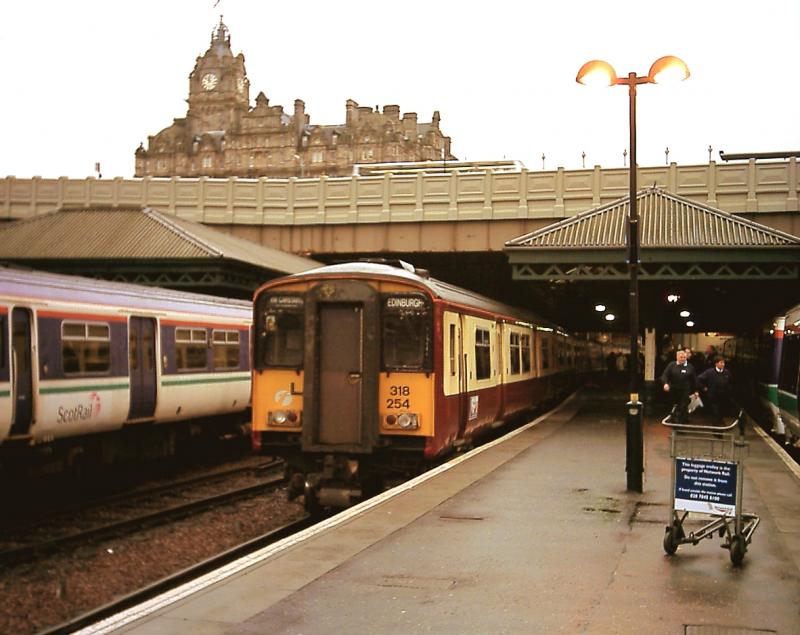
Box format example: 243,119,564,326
729,534,747,566
663,525,680,555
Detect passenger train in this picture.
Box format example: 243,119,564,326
0,267,252,470
251,260,589,509
725,302,800,445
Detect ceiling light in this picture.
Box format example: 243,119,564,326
679,310,691,318
605,313,616,322
595,304,606,312
686,320,695,327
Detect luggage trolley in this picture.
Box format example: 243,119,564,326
661,410,760,565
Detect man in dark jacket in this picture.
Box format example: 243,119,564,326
661,349,698,424
697,356,733,424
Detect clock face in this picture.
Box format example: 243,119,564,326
201,73,218,91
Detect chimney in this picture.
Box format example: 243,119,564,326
432,110,440,129
346,99,358,127
294,99,306,127
402,112,418,133
383,104,400,119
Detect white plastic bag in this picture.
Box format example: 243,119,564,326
688,394,703,413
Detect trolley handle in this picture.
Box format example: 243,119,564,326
661,408,746,434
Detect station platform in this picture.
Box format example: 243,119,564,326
84,384,800,635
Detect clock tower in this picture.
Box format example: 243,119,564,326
186,17,249,134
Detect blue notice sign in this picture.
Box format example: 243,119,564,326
674,458,737,515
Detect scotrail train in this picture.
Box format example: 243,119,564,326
250,260,595,510
725,302,800,445
0,267,252,471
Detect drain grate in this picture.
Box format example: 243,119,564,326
375,575,457,590
685,626,776,634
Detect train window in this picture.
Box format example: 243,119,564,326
475,328,491,380
213,329,241,369
521,333,532,373
257,295,305,369
62,321,111,375
129,329,139,371
260,311,305,368
175,328,208,371
510,332,522,374
449,324,456,376
381,294,431,372
541,338,550,370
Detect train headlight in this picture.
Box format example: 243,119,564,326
269,410,299,426
397,413,419,430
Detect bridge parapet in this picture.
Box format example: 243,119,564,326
2,159,797,225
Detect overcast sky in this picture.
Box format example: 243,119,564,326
2,0,798,179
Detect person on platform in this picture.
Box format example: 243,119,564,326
697,356,734,424
661,349,698,424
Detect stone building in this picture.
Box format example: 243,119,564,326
134,18,454,179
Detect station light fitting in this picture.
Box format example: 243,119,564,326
667,294,680,303
686,320,695,327
605,313,616,322
679,310,691,318
595,304,606,312
575,56,690,88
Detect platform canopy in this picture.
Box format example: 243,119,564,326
504,188,800,332
0,206,319,298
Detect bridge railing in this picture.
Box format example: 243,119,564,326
2,159,797,224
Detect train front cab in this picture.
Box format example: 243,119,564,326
252,278,435,507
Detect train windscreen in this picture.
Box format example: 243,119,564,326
381,294,431,372
256,295,304,369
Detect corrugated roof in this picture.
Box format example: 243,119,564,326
506,187,800,249
0,206,318,274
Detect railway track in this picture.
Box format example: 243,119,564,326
40,514,316,635
0,459,285,568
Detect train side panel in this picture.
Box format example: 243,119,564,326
157,321,250,423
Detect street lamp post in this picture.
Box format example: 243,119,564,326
576,56,690,492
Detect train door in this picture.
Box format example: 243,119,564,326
10,308,33,436
458,314,469,439
128,317,157,420
304,281,379,452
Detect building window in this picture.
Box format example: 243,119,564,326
213,329,241,369
202,156,213,168
175,327,208,371
311,151,324,163
361,148,374,161
157,159,167,170
62,321,111,375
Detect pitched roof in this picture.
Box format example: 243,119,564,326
506,187,800,250
0,206,318,274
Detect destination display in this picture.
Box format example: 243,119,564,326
674,457,737,515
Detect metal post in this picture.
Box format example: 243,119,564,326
626,72,643,492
